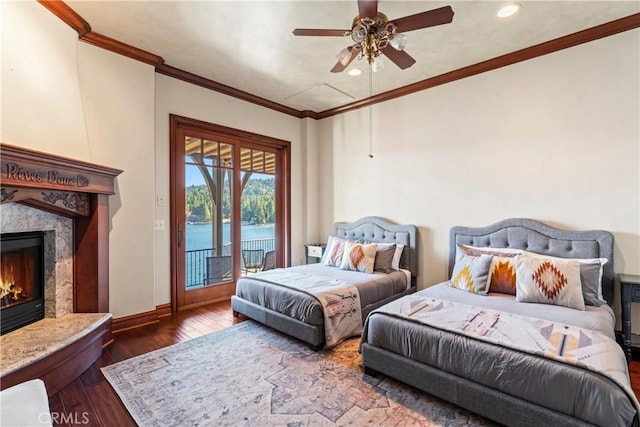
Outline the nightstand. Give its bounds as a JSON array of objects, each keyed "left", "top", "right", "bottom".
[
  {"left": 620, "top": 274, "right": 640, "bottom": 361},
  {"left": 304, "top": 243, "right": 326, "bottom": 264}
]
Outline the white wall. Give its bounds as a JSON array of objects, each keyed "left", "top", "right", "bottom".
[
  {"left": 1, "top": 1, "right": 90, "bottom": 159},
  {"left": 318, "top": 29, "right": 640, "bottom": 330},
  {"left": 153, "top": 75, "right": 307, "bottom": 305},
  {"left": 1, "top": 1, "right": 157, "bottom": 318},
  {"left": 76, "top": 44, "right": 157, "bottom": 317}
]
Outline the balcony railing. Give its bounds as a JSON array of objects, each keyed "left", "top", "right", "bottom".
[{"left": 185, "top": 238, "right": 275, "bottom": 288}]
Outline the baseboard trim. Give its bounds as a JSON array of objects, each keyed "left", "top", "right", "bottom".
[
  {"left": 156, "top": 303, "right": 172, "bottom": 318},
  {"left": 112, "top": 304, "right": 172, "bottom": 334}
]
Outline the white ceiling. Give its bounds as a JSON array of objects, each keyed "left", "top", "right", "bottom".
[{"left": 66, "top": 1, "right": 639, "bottom": 113}]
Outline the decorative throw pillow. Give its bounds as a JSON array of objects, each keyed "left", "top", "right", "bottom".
[
  {"left": 373, "top": 243, "right": 396, "bottom": 273},
  {"left": 523, "top": 251, "right": 607, "bottom": 307},
  {"left": 340, "top": 242, "right": 377, "bottom": 274},
  {"left": 515, "top": 254, "right": 585, "bottom": 310},
  {"left": 323, "top": 236, "right": 348, "bottom": 267},
  {"left": 391, "top": 244, "right": 405, "bottom": 271},
  {"left": 489, "top": 256, "right": 517, "bottom": 295},
  {"left": 449, "top": 254, "right": 492, "bottom": 295},
  {"left": 455, "top": 245, "right": 521, "bottom": 295},
  {"left": 321, "top": 235, "right": 336, "bottom": 263}
]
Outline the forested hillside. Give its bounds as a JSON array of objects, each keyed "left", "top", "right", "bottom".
[{"left": 186, "top": 177, "right": 274, "bottom": 224}]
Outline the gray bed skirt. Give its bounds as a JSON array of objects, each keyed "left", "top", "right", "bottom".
[
  {"left": 231, "top": 286, "right": 416, "bottom": 349},
  {"left": 360, "top": 343, "right": 594, "bottom": 427}
]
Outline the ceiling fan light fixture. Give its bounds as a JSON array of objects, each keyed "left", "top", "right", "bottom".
[
  {"left": 497, "top": 3, "right": 521, "bottom": 18},
  {"left": 336, "top": 46, "right": 353, "bottom": 66},
  {"left": 348, "top": 68, "right": 362, "bottom": 76},
  {"left": 389, "top": 33, "right": 408, "bottom": 51},
  {"left": 351, "top": 22, "right": 368, "bottom": 43},
  {"left": 371, "top": 56, "right": 384, "bottom": 73}
]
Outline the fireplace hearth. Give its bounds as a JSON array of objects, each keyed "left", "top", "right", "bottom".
[{"left": 1, "top": 231, "right": 45, "bottom": 335}]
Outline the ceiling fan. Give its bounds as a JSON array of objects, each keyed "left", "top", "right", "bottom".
[{"left": 292, "top": 0, "right": 454, "bottom": 73}]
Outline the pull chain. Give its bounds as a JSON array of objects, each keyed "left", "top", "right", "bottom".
[{"left": 368, "top": 65, "right": 374, "bottom": 158}]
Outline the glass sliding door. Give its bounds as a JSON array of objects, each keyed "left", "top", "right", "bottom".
[
  {"left": 178, "top": 136, "right": 235, "bottom": 307},
  {"left": 170, "top": 115, "right": 290, "bottom": 312},
  {"left": 239, "top": 148, "right": 276, "bottom": 274},
  {"left": 185, "top": 139, "right": 233, "bottom": 287}
]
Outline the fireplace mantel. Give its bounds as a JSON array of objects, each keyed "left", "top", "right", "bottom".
[{"left": 0, "top": 143, "right": 123, "bottom": 313}]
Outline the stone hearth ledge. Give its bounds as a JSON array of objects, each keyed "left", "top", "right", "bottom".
[{"left": 0, "top": 313, "right": 111, "bottom": 377}]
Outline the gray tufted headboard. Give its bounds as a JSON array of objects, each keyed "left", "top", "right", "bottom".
[
  {"left": 448, "top": 218, "right": 614, "bottom": 306},
  {"left": 334, "top": 216, "right": 418, "bottom": 285}
]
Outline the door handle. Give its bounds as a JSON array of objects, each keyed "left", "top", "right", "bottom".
[{"left": 177, "top": 224, "right": 183, "bottom": 246}]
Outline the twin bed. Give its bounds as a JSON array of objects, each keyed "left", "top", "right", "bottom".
[{"left": 232, "top": 217, "right": 639, "bottom": 426}]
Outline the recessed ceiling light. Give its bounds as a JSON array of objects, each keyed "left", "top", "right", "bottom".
[
  {"left": 348, "top": 68, "right": 362, "bottom": 76},
  {"left": 497, "top": 3, "right": 521, "bottom": 18}
]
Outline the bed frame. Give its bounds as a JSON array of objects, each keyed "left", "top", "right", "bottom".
[
  {"left": 231, "top": 216, "right": 419, "bottom": 350},
  {"left": 361, "top": 218, "right": 615, "bottom": 427}
]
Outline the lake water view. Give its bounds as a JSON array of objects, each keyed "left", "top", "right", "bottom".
[
  {"left": 186, "top": 223, "right": 275, "bottom": 251},
  {"left": 185, "top": 223, "right": 275, "bottom": 287}
]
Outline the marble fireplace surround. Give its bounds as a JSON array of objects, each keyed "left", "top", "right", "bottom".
[
  {"left": 1, "top": 203, "right": 74, "bottom": 318},
  {"left": 0, "top": 143, "right": 122, "bottom": 395}
]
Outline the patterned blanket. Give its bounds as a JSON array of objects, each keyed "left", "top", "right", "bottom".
[
  {"left": 369, "top": 295, "right": 639, "bottom": 412},
  {"left": 249, "top": 269, "right": 362, "bottom": 347}
]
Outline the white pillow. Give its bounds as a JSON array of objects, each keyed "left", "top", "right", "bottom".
[
  {"left": 323, "top": 236, "right": 348, "bottom": 267},
  {"left": 321, "top": 235, "right": 335, "bottom": 264},
  {"left": 456, "top": 244, "right": 524, "bottom": 259},
  {"left": 515, "top": 254, "right": 585, "bottom": 310},
  {"left": 391, "top": 244, "right": 405, "bottom": 271}
]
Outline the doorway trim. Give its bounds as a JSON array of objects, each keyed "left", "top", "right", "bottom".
[{"left": 169, "top": 114, "right": 291, "bottom": 313}]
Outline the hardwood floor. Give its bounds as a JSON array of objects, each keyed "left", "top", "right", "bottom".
[
  {"left": 48, "top": 300, "right": 246, "bottom": 427},
  {"left": 49, "top": 300, "right": 640, "bottom": 426}
]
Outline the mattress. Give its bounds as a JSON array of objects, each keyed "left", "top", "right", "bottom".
[
  {"left": 235, "top": 263, "right": 410, "bottom": 326},
  {"left": 363, "top": 282, "right": 637, "bottom": 427}
]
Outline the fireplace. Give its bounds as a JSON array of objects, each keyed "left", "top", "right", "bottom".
[
  {"left": 0, "top": 143, "right": 122, "bottom": 396},
  {"left": 1, "top": 231, "right": 45, "bottom": 335}
]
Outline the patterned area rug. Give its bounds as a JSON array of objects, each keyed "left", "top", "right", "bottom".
[{"left": 102, "top": 321, "right": 495, "bottom": 426}]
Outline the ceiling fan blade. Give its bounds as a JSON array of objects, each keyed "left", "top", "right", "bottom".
[
  {"left": 292, "top": 29, "right": 350, "bottom": 37},
  {"left": 392, "top": 5, "right": 454, "bottom": 33},
  {"left": 358, "top": 0, "right": 378, "bottom": 19},
  {"left": 330, "top": 48, "right": 359, "bottom": 73},
  {"left": 382, "top": 48, "right": 416, "bottom": 70}
]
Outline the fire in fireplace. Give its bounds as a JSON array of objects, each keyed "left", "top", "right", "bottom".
[{"left": 1, "top": 231, "right": 45, "bottom": 335}]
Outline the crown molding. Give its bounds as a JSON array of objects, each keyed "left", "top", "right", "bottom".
[
  {"left": 79, "top": 32, "right": 164, "bottom": 66},
  {"left": 316, "top": 13, "right": 640, "bottom": 119},
  {"left": 156, "top": 64, "right": 305, "bottom": 118},
  {"left": 37, "top": 0, "right": 91, "bottom": 36},
  {"left": 39, "top": 0, "right": 163, "bottom": 66},
  {"left": 39, "top": 1, "right": 639, "bottom": 121}
]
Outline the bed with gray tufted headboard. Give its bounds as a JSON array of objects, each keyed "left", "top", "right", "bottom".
[
  {"left": 361, "top": 218, "right": 638, "bottom": 427},
  {"left": 231, "top": 216, "right": 418, "bottom": 350}
]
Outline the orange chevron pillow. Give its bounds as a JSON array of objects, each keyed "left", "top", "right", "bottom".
[{"left": 489, "top": 256, "right": 517, "bottom": 295}]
